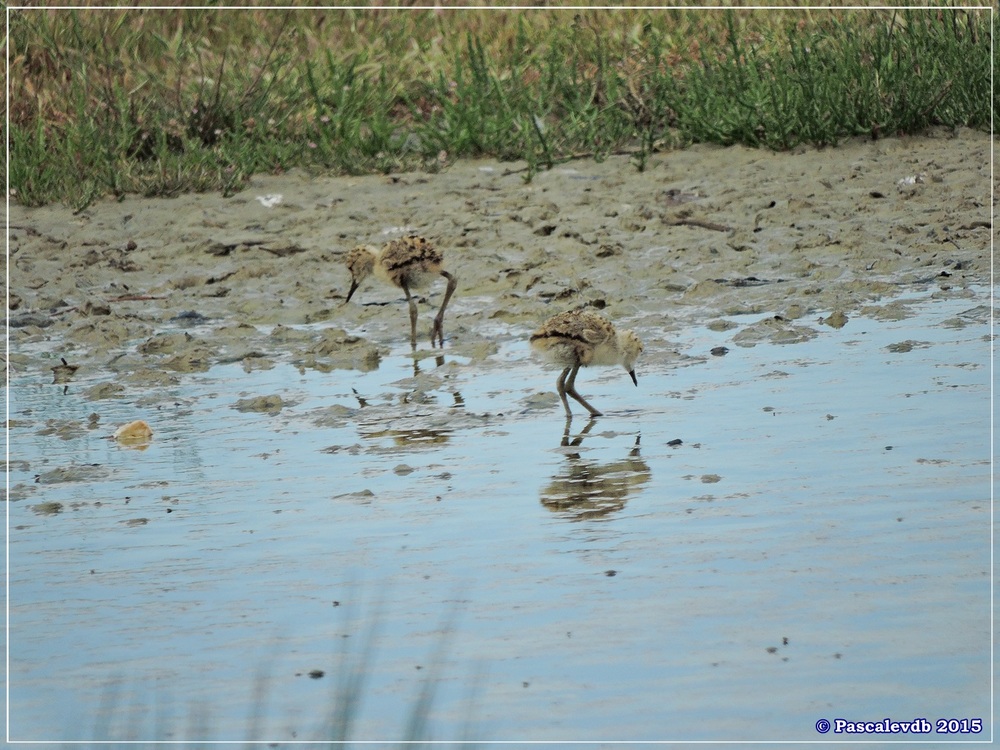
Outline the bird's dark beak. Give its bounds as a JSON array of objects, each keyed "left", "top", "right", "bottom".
[
  {"left": 345, "top": 278, "right": 360, "bottom": 304},
  {"left": 629, "top": 370, "right": 638, "bottom": 386}
]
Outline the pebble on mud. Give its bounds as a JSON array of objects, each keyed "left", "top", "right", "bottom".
[
  {"left": 886, "top": 340, "right": 930, "bottom": 353},
  {"left": 37, "top": 419, "right": 86, "bottom": 440},
  {"left": 234, "top": 395, "right": 285, "bottom": 414},
  {"left": 84, "top": 382, "right": 126, "bottom": 401},
  {"left": 36, "top": 464, "right": 110, "bottom": 484},
  {"left": 113, "top": 419, "right": 154, "bottom": 446},
  {"left": 299, "top": 328, "right": 383, "bottom": 372},
  {"left": 333, "top": 489, "right": 375, "bottom": 504},
  {"left": 820, "top": 310, "right": 849, "bottom": 328},
  {"left": 732, "top": 316, "right": 819, "bottom": 347},
  {"left": 138, "top": 331, "right": 196, "bottom": 355}
]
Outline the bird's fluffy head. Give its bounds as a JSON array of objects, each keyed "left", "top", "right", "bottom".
[{"left": 618, "top": 329, "right": 644, "bottom": 384}]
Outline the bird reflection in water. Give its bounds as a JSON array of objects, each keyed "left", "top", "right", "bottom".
[
  {"left": 411, "top": 352, "right": 446, "bottom": 377},
  {"left": 352, "top": 352, "right": 463, "bottom": 411},
  {"left": 540, "top": 418, "right": 651, "bottom": 520},
  {"left": 358, "top": 425, "right": 453, "bottom": 448}
]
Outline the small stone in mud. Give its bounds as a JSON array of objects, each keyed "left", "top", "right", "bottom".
[
  {"left": 80, "top": 300, "right": 111, "bottom": 316},
  {"left": 667, "top": 439, "right": 683, "bottom": 447},
  {"left": 313, "top": 404, "right": 358, "bottom": 429},
  {"left": 84, "top": 382, "right": 126, "bottom": 401},
  {"left": 172, "top": 310, "right": 209, "bottom": 324},
  {"left": 820, "top": 310, "right": 849, "bottom": 328},
  {"left": 394, "top": 464, "right": 415, "bottom": 475},
  {"left": 706, "top": 319, "right": 738, "bottom": 332},
  {"left": 886, "top": 340, "right": 928, "bottom": 353},
  {"left": 604, "top": 570, "right": 617, "bottom": 577},
  {"left": 113, "top": 420, "right": 153, "bottom": 444},
  {"left": 700, "top": 474, "right": 722, "bottom": 484},
  {"left": 10, "top": 312, "right": 54, "bottom": 328},
  {"left": 241, "top": 356, "right": 276, "bottom": 372},
  {"left": 308, "top": 670, "right": 325, "bottom": 679},
  {"left": 334, "top": 489, "right": 375, "bottom": 503},
  {"left": 122, "top": 518, "right": 149, "bottom": 527},
  {"left": 37, "top": 419, "right": 86, "bottom": 440},
  {"left": 234, "top": 395, "right": 284, "bottom": 414},
  {"left": 31, "top": 501, "right": 63, "bottom": 516},
  {"left": 270, "top": 324, "right": 314, "bottom": 344},
  {"left": 710, "top": 346, "right": 729, "bottom": 356},
  {"left": 7, "top": 483, "right": 34, "bottom": 502},
  {"left": 524, "top": 392, "right": 560, "bottom": 410},
  {"left": 138, "top": 331, "right": 195, "bottom": 354},
  {"left": 732, "top": 316, "right": 818, "bottom": 347},
  {"left": 302, "top": 328, "right": 383, "bottom": 371},
  {"left": 36, "top": 464, "right": 109, "bottom": 484},
  {"left": 162, "top": 347, "right": 214, "bottom": 373}
]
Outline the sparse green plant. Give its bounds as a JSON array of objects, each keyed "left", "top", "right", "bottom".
[{"left": 8, "top": 5, "right": 992, "bottom": 208}]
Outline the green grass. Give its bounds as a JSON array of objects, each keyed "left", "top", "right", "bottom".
[
  {"left": 63, "top": 594, "right": 477, "bottom": 744},
  {"left": 8, "top": 6, "right": 994, "bottom": 209}
]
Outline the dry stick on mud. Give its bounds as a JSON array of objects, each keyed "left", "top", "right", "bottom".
[{"left": 664, "top": 217, "right": 733, "bottom": 232}]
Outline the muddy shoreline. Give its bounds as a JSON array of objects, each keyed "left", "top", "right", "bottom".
[
  {"left": 5, "top": 128, "right": 993, "bottom": 741},
  {"left": 8, "top": 128, "right": 992, "bottom": 395}
]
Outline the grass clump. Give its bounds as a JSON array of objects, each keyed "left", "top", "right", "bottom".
[
  {"left": 8, "top": 6, "right": 994, "bottom": 208},
  {"left": 660, "top": 9, "right": 992, "bottom": 149}
]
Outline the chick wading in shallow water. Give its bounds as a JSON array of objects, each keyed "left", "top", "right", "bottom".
[
  {"left": 344, "top": 235, "right": 457, "bottom": 349},
  {"left": 531, "top": 310, "right": 644, "bottom": 417}
]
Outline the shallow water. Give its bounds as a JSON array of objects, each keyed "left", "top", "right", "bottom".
[{"left": 8, "top": 289, "right": 992, "bottom": 743}]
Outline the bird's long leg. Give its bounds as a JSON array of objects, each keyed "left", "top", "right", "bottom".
[
  {"left": 564, "top": 363, "right": 603, "bottom": 417},
  {"left": 401, "top": 281, "right": 418, "bottom": 350},
  {"left": 431, "top": 270, "right": 458, "bottom": 348},
  {"left": 556, "top": 367, "right": 573, "bottom": 417}
]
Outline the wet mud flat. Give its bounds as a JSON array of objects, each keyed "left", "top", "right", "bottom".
[
  {"left": 6, "top": 129, "right": 993, "bottom": 742},
  {"left": 8, "top": 127, "right": 991, "bottom": 379}
]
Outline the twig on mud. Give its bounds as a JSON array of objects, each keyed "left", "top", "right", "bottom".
[
  {"left": 665, "top": 218, "right": 733, "bottom": 232},
  {"left": 500, "top": 147, "right": 651, "bottom": 176}
]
